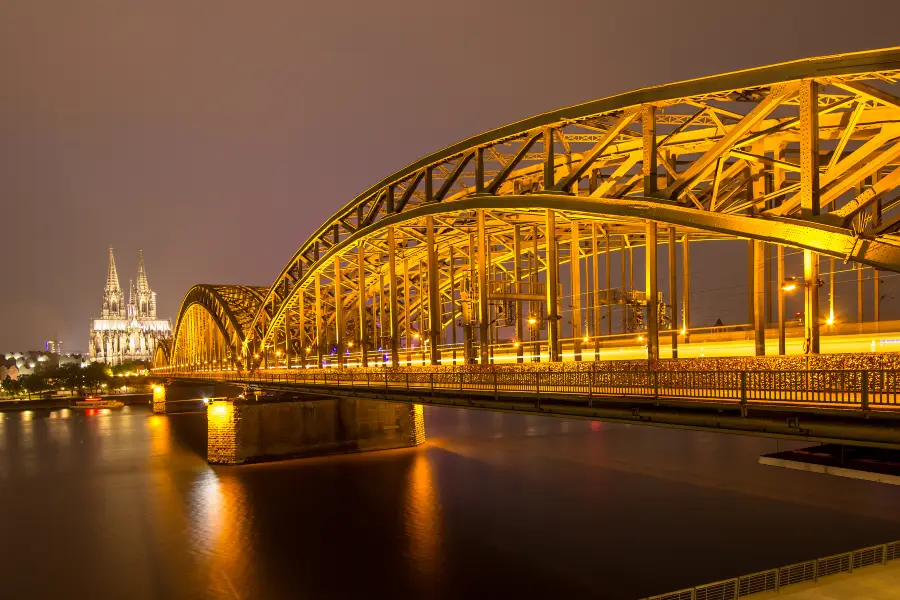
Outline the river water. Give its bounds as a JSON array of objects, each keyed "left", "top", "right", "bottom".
[{"left": 1, "top": 404, "right": 899, "bottom": 599}]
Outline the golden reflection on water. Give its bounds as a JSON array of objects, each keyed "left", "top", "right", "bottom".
[
  {"left": 405, "top": 450, "right": 443, "bottom": 578},
  {"left": 192, "top": 469, "right": 250, "bottom": 599}
]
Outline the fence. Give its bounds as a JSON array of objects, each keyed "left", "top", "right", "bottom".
[
  {"left": 644, "top": 540, "right": 900, "bottom": 600},
  {"left": 167, "top": 367, "right": 900, "bottom": 408}
]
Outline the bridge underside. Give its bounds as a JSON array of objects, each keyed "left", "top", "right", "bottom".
[{"left": 155, "top": 47, "right": 900, "bottom": 376}]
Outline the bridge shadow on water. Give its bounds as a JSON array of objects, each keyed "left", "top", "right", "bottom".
[{"left": 166, "top": 411, "right": 208, "bottom": 459}]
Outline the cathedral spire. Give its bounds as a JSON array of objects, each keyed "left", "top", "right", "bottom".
[
  {"left": 136, "top": 249, "right": 151, "bottom": 293},
  {"left": 102, "top": 247, "right": 125, "bottom": 318},
  {"left": 106, "top": 247, "right": 121, "bottom": 293}
]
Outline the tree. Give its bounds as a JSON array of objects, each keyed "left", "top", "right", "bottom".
[
  {"left": 81, "top": 362, "right": 110, "bottom": 394},
  {"left": 2, "top": 376, "right": 23, "bottom": 398},
  {"left": 20, "top": 373, "right": 47, "bottom": 399}
]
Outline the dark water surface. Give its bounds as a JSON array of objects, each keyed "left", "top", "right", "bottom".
[{"left": 2, "top": 405, "right": 900, "bottom": 600}]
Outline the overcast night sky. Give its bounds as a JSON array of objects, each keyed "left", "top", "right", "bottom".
[{"left": 2, "top": 0, "right": 900, "bottom": 351}]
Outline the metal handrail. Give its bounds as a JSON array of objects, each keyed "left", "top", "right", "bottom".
[
  {"left": 643, "top": 540, "right": 899, "bottom": 600},
  {"left": 159, "top": 367, "right": 900, "bottom": 408}
]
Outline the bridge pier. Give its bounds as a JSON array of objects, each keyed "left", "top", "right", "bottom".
[{"left": 207, "top": 396, "right": 425, "bottom": 465}]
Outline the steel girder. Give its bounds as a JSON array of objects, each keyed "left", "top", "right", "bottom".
[{"left": 165, "top": 47, "right": 900, "bottom": 368}]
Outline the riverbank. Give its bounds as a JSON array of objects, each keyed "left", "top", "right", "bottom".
[{"left": 0, "top": 393, "right": 152, "bottom": 411}]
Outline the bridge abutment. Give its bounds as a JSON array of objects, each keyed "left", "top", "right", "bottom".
[{"left": 207, "top": 396, "right": 425, "bottom": 465}]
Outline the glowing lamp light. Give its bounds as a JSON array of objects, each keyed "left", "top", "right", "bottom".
[
  {"left": 347, "top": 341, "right": 354, "bottom": 348},
  {"left": 275, "top": 350, "right": 282, "bottom": 357},
  {"left": 826, "top": 316, "right": 835, "bottom": 326},
  {"left": 582, "top": 335, "right": 589, "bottom": 343},
  {"left": 413, "top": 333, "right": 420, "bottom": 340},
  {"left": 637, "top": 335, "right": 645, "bottom": 342},
  {"left": 528, "top": 317, "right": 537, "bottom": 325},
  {"left": 513, "top": 341, "right": 520, "bottom": 348},
  {"left": 253, "top": 353, "right": 260, "bottom": 359},
  {"left": 781, "top": 277, "right": 800, "bottom": 293},
  {"left": 680, "top": 327, "right": 687, "bottom": 336}
]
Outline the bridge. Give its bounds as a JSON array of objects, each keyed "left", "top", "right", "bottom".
[{"left": 152, "top": 48, "right": 900, "bottom": 464}]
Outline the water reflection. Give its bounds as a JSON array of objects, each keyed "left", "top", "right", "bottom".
[
  {"left": 404, "top": 450, "right": 443, "bottom": 580},
  {"left": 3, "top": 405, "right": 900, "bottom": 600},
  {"left": 191, "top": 469, "right": 251, "bottom": 599}
]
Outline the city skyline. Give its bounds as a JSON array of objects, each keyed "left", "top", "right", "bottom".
[{"left": 2, "top": 1, "right": 900, "bottom": 349}]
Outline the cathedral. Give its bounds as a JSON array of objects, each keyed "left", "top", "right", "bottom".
[{"left": 89, "top": 248, "right": 172, "bottom": 365}]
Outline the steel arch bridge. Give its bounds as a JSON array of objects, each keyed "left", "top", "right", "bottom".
[{"left": 156, "top": 47, "right": 900, "bottom": 374}]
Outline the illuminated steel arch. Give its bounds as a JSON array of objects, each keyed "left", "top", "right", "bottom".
[
  {"left": 159, "top": 47, "right": 900, "bottom": 372},
  {"left": 167, "top": 285, "right": 268, "bottom": 371}
]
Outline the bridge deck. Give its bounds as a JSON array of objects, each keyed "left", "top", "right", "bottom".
[{"left": 164, "top": 365, "right": 900, "bottom": 448}]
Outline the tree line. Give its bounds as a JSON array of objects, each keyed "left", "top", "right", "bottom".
[{"left": 1, "top": 360, "right": 150, "bottom": 399}]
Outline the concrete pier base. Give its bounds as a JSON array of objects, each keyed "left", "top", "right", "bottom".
[{"left": 207, "top": 396, "right": 425, "bottom": 465}]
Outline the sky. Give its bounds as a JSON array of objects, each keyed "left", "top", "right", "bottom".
[{"left": 2, "top": 0, "right": 900, "bottom": 351}]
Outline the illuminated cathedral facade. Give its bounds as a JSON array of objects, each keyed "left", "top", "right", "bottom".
[{"left": 89, "top": 248, "right": 172, "bottom": 365}]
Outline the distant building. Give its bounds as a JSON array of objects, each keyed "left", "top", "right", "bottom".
[
  {"left": 0, "top": 351, "right": 88, "bottom": 379},
  {"left": 45, "top": 340, "right": 62, "bottom": 353},
  {"left": 89, "top": 248, "right": 172, "bottom": 365}
]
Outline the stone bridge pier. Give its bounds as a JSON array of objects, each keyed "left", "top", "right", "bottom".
[{"left": 206, "top": 396, "right": 425, "bottom": 465}]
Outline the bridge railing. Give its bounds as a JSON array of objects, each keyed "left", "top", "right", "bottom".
[{"left": 176, "top": 368, "right": 900, "bottom": 408}]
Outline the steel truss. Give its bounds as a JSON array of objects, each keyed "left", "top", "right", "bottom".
[{"left": 158, "top": 48, "right": 900, "bottom": 372}]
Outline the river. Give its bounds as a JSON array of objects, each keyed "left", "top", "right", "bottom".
[{"left": 1, "top": 404, "right": 899, "bottom": 599}]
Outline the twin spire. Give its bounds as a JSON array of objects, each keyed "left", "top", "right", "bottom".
[
  {"left": 106, "top": 247, "right": 151, "bottom": 294},
  {"left": 103, "top": 247, "right": 155, "bottom": 319}
]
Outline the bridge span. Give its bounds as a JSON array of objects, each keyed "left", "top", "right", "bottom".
[{"left": 151, "top": 48, "right": 900, "bottom": 463}]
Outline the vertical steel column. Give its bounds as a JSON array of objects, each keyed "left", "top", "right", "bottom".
[
  {"left": 314, "top": 273, "right": 323, "bottom": 367},
  {"left": 592, "top": 223, "right": 601, "bottom": 359},
  {"left": 645, "top": 221, "right": 659, "bottom": 361},
  {"left": 829, "top": 256, "right": 836, "bottom": 326},
  {"left": 284, "top": 314, "right": 291, "bottom": 369},
  {"left": 571, "top": 221, "right": 582, "bottom": 360},
  {"left": 404, "top": 256, "right": 411, "bottom": 366},
  {"left": 426, "top": 216, "right": 441, "bottom": 365},
  {"left": 799, "top": 79, "right": 821, "bottom": 219},
  {"left": 514, "top": 224, "right": 524, "bottom": 363},
  {"left": 449, "top": 245, "right": 457, "bottom": 364},
  {"left": 387, "top": 226, "right": 399, "bottom": 367},
  {"left": 419, "top": 258, "right": 427, "bottom": 365},
  {"left": 621, "top": 236, "right": 627, "bottom": 334},
  {"left": 777, "top": 245, "right": 786, "bottom": 355},
  {"left": 299, "top": 288, "right": 306, "bottom": 367},
  {"left": 857, "top": 263, "right": 865, "bottom": 325},
  {"left": 747, "top": 241, "right": 755, "bottom": 326},
  {"left": 800, "top": 79, "right": 820, "bottom": 355},
  {"left": 532, "top": 225, "right": 540, "bottom": 362},
  {"left": 753, "top": 239, "right": 766, "bottom": 356},
  {"left": 642, "top": 104, "right": 658, "bottom": 195},
  {"left": 804, "top": 250, "right": 820, "bottom": 354},
  {"left": 477, "top": 209, "right": 489, "bottom": 364},
  {"left": 358, "top": 242, "right": 368, "bottom": 367},
  {"left": 334, "top": 255, "right": 343, "bottom": 368},
  {"left": 668, "top": 227, "right": 678, "bottom": 359},
  {"left": 605, "top": 227, "right": 612, "bottom": 336},
  {"left": 546, "top": 209, "right": 560, "bottom": 362},
  {"left": 465, "top": 232, "right": 476, "bottom": 364},
  {"left": 544, "top": 129, "right": 555, "bottom": 188}
]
